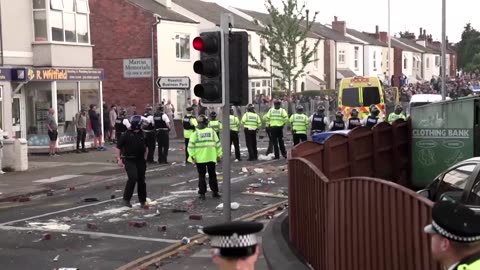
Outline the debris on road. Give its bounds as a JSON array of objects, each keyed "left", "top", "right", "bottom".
[
  {"left": 157, "top": 225, "right": 167, "bottom": 231},
  {"left": 87, "top": 223, "right": 98, "bottom": 230},
  {"left": 69, "top": 187, "right": 75, "bottom": 191},
  {"left": 29, "top": 221, "right": 71, "bottom": 231},
  {"left": 83, "top": 198, "right": 99, "bottom": 202},
  {"left": 53, "top": 255, "right": 60, "bottom": 262},
  {"left": 172, "top": 209, "right": 187, "bottom": 213},
  {"left": 181, "top": 237, "right": 190, "bottom": 244},
  {"left": 43, "top": 233, "right": 51, "bottom": 240},
  {"left": 242, "top": 191, "right": 288, "bottom": 199},
  {"left": 258, "top": 154, "right": 275, "bottom": 161},
  {"left": 129, "top": 221, "right": 147, "bottom": 228},
  {"left": 249, "top": 183, "right": 262, "bottom": 188},
  {"left": 47, "top": 191, "right": 54, "bottom": 197},
  {"left": 189, "top": 214, "right": 202, "bottom": 220},
  {"left": 241, "top": 167, "right": 249, "bottom": 173},
  {"left": 107, "top": 218, "right": 122, "bottom": 223},
  {"left": 110, "top": 194, "right": 116, "bottom": 199},
  {"left": 18, "top": 197, "right": 31, "bottom": 202},
  {"left": 253, "top": 168, "right": 264, "bottom": 174},
  {"left": 215, "top": 202, "right": 240, "bottom": 211}
]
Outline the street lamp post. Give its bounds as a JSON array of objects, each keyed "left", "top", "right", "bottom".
[
  {"left": 152, "top": 15, "right": 161, "bottom": 106},
  {"left": 441, "top": 0, "right": 447, "bottom": 100}
]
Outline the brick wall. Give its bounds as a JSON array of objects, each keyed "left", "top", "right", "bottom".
[
  {"left": 90, "top": 0, "right": 157, "bottom": 111},
  {"left": 393, "top": 48, "right": 403, "bottom": 87}
]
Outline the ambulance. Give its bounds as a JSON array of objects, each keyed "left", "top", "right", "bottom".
[{"left": 338, "top": 76, "right": 387, "bottom": 120}]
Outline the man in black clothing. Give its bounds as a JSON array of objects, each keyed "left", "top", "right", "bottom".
[
  {"left": 154, "top": 105, "right": 171, "bottom": 164},
  {"left": 143, "top": 106, "right": 156, "bottom": 163},
  {"left": 115, "top": 108, "right": 128, "bottom": 142},
  {"left": 116, "top": 116, "right": 148, "bottom": 208}
]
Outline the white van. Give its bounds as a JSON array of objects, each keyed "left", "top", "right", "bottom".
[{"left": 407, "top": 94, "right": 451, "bottom": 116}]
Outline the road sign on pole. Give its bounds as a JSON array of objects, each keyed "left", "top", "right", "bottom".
[{"left": 156, "top": 76, "right": 191, "bottom": 89}]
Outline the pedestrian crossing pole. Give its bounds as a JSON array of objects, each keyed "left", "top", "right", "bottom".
[{"left": 220, "top": 13, "right": 234, "bottom": 222}]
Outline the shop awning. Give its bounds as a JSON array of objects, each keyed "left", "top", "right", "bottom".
[{"left": 337, "top": 68, "right": 357, "bottom": 79}]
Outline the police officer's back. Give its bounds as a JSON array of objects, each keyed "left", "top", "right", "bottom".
[
  {"left": 143, "top": 106, "right": 155, "bottom": 163},
  {"left": 347, "top": 109, "right": 362, "bottom": 130},
  {"left": 115, "top": 108, "right": 129, "bottom": 141},
  {"left": 362, "top": 106, "right": 382, "bottom": 128},
  {"left": 208, "top": 111, "right": 223, "bottom": 138},
  {"left": 153, "top": 105, "right": 171, "bottom": 164},
  {"left": 241, "top": 104, "right": 262, "bottom": 161},
  {"left": 309, "top": 106, "right": 328, "bottom": 135},
  {"left": 183, "top": 107, "right": 198, "bottom": 163},
  {"left": 329, "top": 111, "right": 346, "bottom": 131},
  {"left": 264, "top": 100, "right": 288, "bottom": 159},
  {"left": 289, "top": 105, "right": 309, "bottom": 146},
  {"left": 116, "top": 116, "right": 148, "bottom": 208},
  {"left": 388, "top": 105, "right": 406, "bottom": 124}
]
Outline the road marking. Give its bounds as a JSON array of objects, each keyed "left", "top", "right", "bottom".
[
  {"left": 0, "top": 225, "right": 179, "bottom": 243},
  {"left": 33, "top": 175, "right": 83, "bottom": 184}
]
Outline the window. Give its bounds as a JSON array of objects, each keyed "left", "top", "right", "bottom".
[
  {"left": 175, "top": 34, "right": 190, "bottom": 60},
  {"left": 251, "top": 82, "right": 255, "bottom": 87},
  {"left": 435, "top": 56, "right": 440, "bottom": 67},
  {"left": 248, "top": 35, "right": 252, "bottom": 54},
  {"left": 442, "top": 165, "right": 475, "bottom": 190},
  {"left": 33, "top": 0, "right": 90, "bottom": 44},
  {"left": 427, "top": 57, "right": 430, "bottom": 69},
  {"left": 404, "top": 58, "right": 407, "bottom": 69},
  {"left": 362, "top": 87, "right": 381, "bottom": 106},
  {"left": 354, "top": 46, "right": 359, "bottom": 69},
  {"left": 260, "top": 38, "right": 266, "bottom": 66},
  {"left": 314, "top": 49, "right": 319, "bottom": 68},
  {"left": 293, "top": 47, "right": 297, "bottom": 66},
  {"left": 262, "top": 80, "right": 267, "bottom": 87},
  {"left": 341, "top": 88, "right": 360, "bottom": 107},
  {"left": 373, "top": 51, "right": 377, "bottom": 70},
  {"left": 339, "top": 50, "right": 345, "bottom": 64}
]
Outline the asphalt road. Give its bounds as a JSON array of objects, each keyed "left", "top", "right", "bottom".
[{"left": 0, "top": 141, "right": 290, "bottom": 270}]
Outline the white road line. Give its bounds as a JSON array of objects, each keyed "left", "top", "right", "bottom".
[
  {"left": 33, "top": 175, "right": 83, "bottom": 184},
  {"left": 0, "top": 225, "right": 179, "bottom": 243}
]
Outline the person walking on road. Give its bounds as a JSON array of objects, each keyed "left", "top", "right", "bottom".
[
  {"left": 424, "top": 201, "right": 480, "bottom": 270},
  {"left": 47, "top": 108, "right": 59, "bottom": 157},
  {"left": 241, "top": 104, "right": 262, "bottom": 161},
  {"left": 88, "top": 104, "right": 105, "bottom": 151},
  {"left": 187, "top": 115, "right": 222, "bottom": 201},
  {"left": 183, "top": 107, "right": 198, "bottom": 164},
  {"left": 202, "top": 221, "right": 264, "bottom": 270},
  {"left": 116, "top": 116, "right": 148, "bottom": 208},
  {"left": 75, "top": 106, "right": 89, "bottom": 153},
  {"left": 154, "top": 105, "right": 171, "bottom": 164},
  {"left": 264, "top": 100, "right": 288, "bottom": 160},
  {"left": 289, "top": 105, "right": 309, "bottom": 146},
  {"left": 109, "top": 105, "right": 117, "bottom": 142},
  {"left": 229, "top": 107, "right": 241, "bottom": 162},
  {"left": 143, "top": 106, "right": 156, "bottom": 164}
]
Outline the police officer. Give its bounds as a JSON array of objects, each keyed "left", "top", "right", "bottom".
[
  {"left": 187, "top": 115, "right": 222, "bottom": 200},
  {"left": 347, "top": 109, "right": 362, "bottom": 130},
  {"left": 202, "top": 221, "right": 264, "bottom": 270},
  {"left": 153, "top": 105, "right": 171, "bottom": 164},
  {"left": 388, "top": 105, "right": 406, "bottom": 124},
  {"left": 362, "top": 106, "right": 382, "bottom": 128},
  {"left": 290, "top": 105, "right": 309, "bottom": 146},
  {"left": 143, "top": 106, "right": 155, "bottom": 163},
  {"left": 208, "top": 111, "right": 223, "bottom": 138},
  {"left": 309, "top": 106, "right": 328, "bottom": 136},
  {"left": 114, "top": 108, "right": 130, "bottom": 141},
  {"left": 116, "top": 116, "right": 148, "bottom": 208},
  {"left": 424, "top": 201, "right": 480, "bottom": 270},
  {"left": 229, "top": 107, "right": 241, "bottom": 162},
  {"left": 329, "top": 111, "right": 346, "bottom": 131},
  {"left": 264, "top": 100, "right": 288, "bottom": 160},
  {"left": 183, "top": 107, "right": 198, "bottom": 163},
  {"left": 241, "top": 104, "right": 262, "bottom": 161}
]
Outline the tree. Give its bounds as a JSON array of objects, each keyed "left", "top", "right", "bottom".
[
  {"left": 249, "top": 0, "right": 320, "bottom": 97},
  {"left": 457, "top": 23, "right": 480, "bottom": 70}
]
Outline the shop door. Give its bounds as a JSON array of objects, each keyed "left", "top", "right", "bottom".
[{"left": 12, "top": 93, "right": 26, "bottom": 139}]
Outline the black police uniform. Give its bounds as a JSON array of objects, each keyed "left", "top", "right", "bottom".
[
  {"left": 117, "top": 130, "right": 147, "bottom": 205},
  {"left": 154, "top": 112, "right": 169, "bottom": 164},
  {"left": 347, "top": 117, "right": 362, "bottom": 130},
  {"left": 365, "top": 116, "right": 379, "bottom": 128},
  {"left": 311, "top": 113, "right": 326, "bottom": 135},
  {"left": 183, "top": 114, "right": 196, "bottom": 162},
  {"left": 265, "top": 126, "right": 273, "bottom": 156},
  {"left": 202, "top": 221, "right": 264, "bottom": 259},
  {"left": 330, "top": 120, "right": 345, "bottom": 131},
  {"left": 143, "top": 112, "right": 155, "bottom": 162},
  {"left": 115, "top": 116, "right": 127, "bottom": 142},
  {"left": 425, "top": 201, "right": 480, "bottom": 270}
]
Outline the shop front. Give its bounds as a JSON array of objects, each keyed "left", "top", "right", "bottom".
[{"left": 20, "top": 68, "right": 104, "bottom": 152}]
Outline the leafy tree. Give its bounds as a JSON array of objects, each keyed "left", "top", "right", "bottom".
[
  {"left": 457, "top": 23, "right": 480, "bottom": 70},
  {"left": 249, "top": 0, "right": 320, "bottom": 97}
]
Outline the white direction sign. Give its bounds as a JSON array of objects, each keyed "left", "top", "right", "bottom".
[{"left": 156, "top": 76, "right": 191, "bottom": 89}]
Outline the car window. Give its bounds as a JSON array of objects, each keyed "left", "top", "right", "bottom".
[
  {"left": 465, "top": 166, "right": 480, "bottom": 206},
  {"left": 362, "top": 87, "right": 381, "bottom": 106},
  {"left": 341, "top": 88, "right": 360, "bottom": 107},
  {"left": 435, "top": 164, "right": 476, "bottom": 201}
]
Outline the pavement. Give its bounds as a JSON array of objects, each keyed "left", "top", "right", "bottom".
[{"left": 0, "top": 135, "right": 291, "bottom": 270}]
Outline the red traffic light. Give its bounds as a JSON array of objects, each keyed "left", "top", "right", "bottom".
[{"left": 193, "top": 37, "right": 204, "bottom": 51}]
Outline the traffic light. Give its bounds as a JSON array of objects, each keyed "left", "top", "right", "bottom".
[
  {"left": 229, "top": 32, "right": 249, "bottom": 106},
  {"left": 193, "top": 31, "right": 223, "bottom": 104}
]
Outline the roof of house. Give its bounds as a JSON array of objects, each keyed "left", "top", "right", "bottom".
[
  {"left": 238, "top": 9, "right": 320, "bottom": 39},
  {"left": 391, "top": 38, "right": 422, "bottom": 52},
  {"left": 396, "top": 37, "right": 440, "bottom": 54},
  {"left": 126, "top": 0, "right": 197, "bottom": 24},
  {"left": 346, "top": 28, "right": 387, "bottom": 47},
  {"left": 309, "top": 23, "right": 361, "bottom": 43},
  {"left": 173, "top": 0, "right": 261, "bottom": 31}
]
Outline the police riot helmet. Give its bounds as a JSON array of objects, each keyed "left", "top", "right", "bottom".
[
  {"left": 296, "top": 105, "right": 304, "bottom": 113},
  {"left": 369, "top": 104, "right": 377, "bottom": 112},
  {"left": 317, "top": 106, "right": 325, "bottom": 114},
  {"left": 371, "top": 106, "right": 380, "bottom": 116},
  {"left": 230, "top": 107, "right": 234, "bottom": 115},
  {"left": 119, "top": 107, "right": 127, "bottom": 117},
  {"left": 186, "top": 107, "right": 194, "bottom": 113},
  {"left": 351, "top": 108, "right": 359, "bottom": 118},
  {"left": 210, "top": 111, "right": 217, "bottom": 119},
  {"left": 394, "top": 105, "right": 403, "bottom": 114},
  {"left": 247, "top": 104, "right": 255, "bottom": 112},
  {"left": 335, "top": 111, "right": 343, "bottom": 119},
  {"left": 130, "top": 115, "right": 143, "bottom": 130},
  {"left": 274, "top": 100, "right": 281, "bottom": 107}
]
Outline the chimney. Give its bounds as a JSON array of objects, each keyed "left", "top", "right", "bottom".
[
  {"left": 332, "top": 16, "right": 346, "bottom": 35},
  {"left": 433, "top": 41, "right": 442, "bottom": 48},
  {"left": 376, "top": 25, "right": 379, "bottom": 34},
  {"left": 428, "top": 34, "right": 433, "bottom": 44},
  {"left": 423, "top": 29, "right": 426, "bottom": 38},
  {"left": 379, "top": 31, "right": 388, "bottom": 43},
  {"left": 166, "top": 0, "right": 172, "bottom": 9},
  {"left": 419, "top": 27, "right": 423, "bottom": 37}
]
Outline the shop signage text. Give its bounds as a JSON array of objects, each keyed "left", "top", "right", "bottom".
[
  {"left": 123, "top": 58, "right": 152, "bottom": 78},
  {"left": 0, "top": 68, "right": 12, "bottom": 81},
  {"left": 412, "top": 128, "right": 470, "bottom": 139},
  {"left": 156, "top": 76, "right": 191, "bottom": 89},
  {"left": 28, "top": 68, "right": 104, "bottom": 81}
]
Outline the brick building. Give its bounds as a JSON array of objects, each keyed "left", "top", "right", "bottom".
[{"left": 89, "top": 0, "right": 197, "bottom": 112}]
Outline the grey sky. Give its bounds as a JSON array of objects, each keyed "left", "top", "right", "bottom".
[{"left": 216, "top": 0, "right": 480, "bottom": 43}]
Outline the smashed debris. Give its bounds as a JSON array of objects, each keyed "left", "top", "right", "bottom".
[
  {"left": 110, "top": 195, "right": 116, "bottom": 200},
  {"left": 157, "top": 225, "right": 167, "bottom": 232},
  {"left": 241, "top": 167, "right": 249, "bottom": 173},
  {"left": 87, "top": 223, "right": 98, "bottom": 230},
  {"left": 249, "top": 183, "right": 262, "bottom": 188},
  {"left": 93, "top": 207, "right": 130, "bottom": 217},
  {"left": 258, "top": 154, "right": 275, "bottom": 161},
  {"left": 18, "top": 197, "right": 31, "bottom": 202},
  {"left": 29, "top": 221, "right": 71, "bottom": 231},
  {"left": 215, "top": 202, "right": 240, "bottom": 211},
  {"left": 181, "top": 237, "right": 190, "bottom": 244},
  {"left": 107, "top": 218, "right": 122, "bottom": 223},
  {"left": 83, "top": 198, "right": 99, "bottom": 202},
  {"left": 189, "top": 214, "right": 202, "bottom": 220},
  {"left": 53, "top": 255, "right": 60, "bottom": 262},
  {"left": 43, "top": 233, "right": 52, "bottom": 240},
  {"left": 253, "top": 168, "right": 264, "bottom": 174},
  {"left": 129, "top": 221, "right": 147, "bottom": 228}
]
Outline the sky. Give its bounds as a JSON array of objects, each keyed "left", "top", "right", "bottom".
[{"left": 215, "top": 0, "right": 480, "bottom": 43}]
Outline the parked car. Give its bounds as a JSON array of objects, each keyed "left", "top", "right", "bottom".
[{"left": 418, "top": 157, "right": 480, "bottom": 206}]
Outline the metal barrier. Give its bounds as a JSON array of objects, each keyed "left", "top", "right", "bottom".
[{"left": 288, "top": 157, "right": 441, "bottom": 270}]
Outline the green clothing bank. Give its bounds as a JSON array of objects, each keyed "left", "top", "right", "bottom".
[{"left": 411, "top": 96, "right": 480, "bottom": 188}]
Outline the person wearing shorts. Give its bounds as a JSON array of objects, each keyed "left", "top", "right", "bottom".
[
  {"left": 47, "top": 108, "right": 59, "bottom": 157},
  {"left": 89, "top": 104, "right": 105, "bottom": 151}
]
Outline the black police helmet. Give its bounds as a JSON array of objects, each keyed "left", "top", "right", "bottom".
[
  {"left": 296, "top": 105, "right": 304, "bottom": 113},
  {"left": 247, "top": 104, "right": 255, "bottom": 112},
  {"left": 274, "top": 100, "right": 281, "bottom": 106},
  {"left": 371, "top": 107, "right": 380, "bottom": 116},
  {"left": 335, "top": 111, "right": 343, "bottom": 118},
  {"left": 197, "top": 115, "right": 208, "bottom": 125},
  {"left": 210, "top": 111, "right": 217, "bottom": 118},
  {"left": 130, "top": 115, "right": 142, "bottom": 130},
  {"left": 230, "top": 107, "right": 234, "bottom": 115},
  {"left": 317, "top": 106, "right": 325, "bottom": 113},
  {"left": 351, "top": 108, "right": 359, "bottom": 117}
]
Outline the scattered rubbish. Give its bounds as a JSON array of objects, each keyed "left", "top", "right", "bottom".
[
  {"left": 61, "top": 234, "right": 67, "bottom": 237},
  {"left": 194, "top": 240, "right": 203, "bottom": 245},
  {"left": 29, "top": 221, "right": 71, "bottom": 231},
  {"left": 216, "top": 202, "right": 240, "bottom": 211},
  {"left": 55, "top": 268, "right": 79, "bottom": 270},
  {"left": 154, "top": 262, "right": 160, "bottom": 268},
  {"left": 263, "top": 202, "right": 268, "bottom": 206},
  {"left": 43, "top": 233, "right": 51, "bottom": 240},
  {"left": 172, "top": 162, "right": 177, "bottom": 165},
  {"left": 129, "top": 221, "right": 147, "bottom": 228},
  {"left": 189, "top": 214, "right": 202, "bottom": 220},
  {"left": 255, "top": 198, "right": 261, "bottom": 201},
  {"left": 69, "top": 187, "right": 75, "bottom": 191},
  {"left": 170, "top": 190, "right": 198, "bottom": 195},
  {"left": 241, "top": 167, "right": 248, "bottom": 173},
  {"left": 143, "top": 214, "right": 157, "bottom": 218},
  {"left": 242, "top": 191, "right": 288, "bottom": 199},
  {"left": 249, "top": 183, "right": 262, "bottom": 188},
  {"left": 93, "top": 207, "right": 130, "bottom": 217},
  {"left": 18, "top": 197, "right": 31, "bottom": 202},
  {"left": 155, "top": 209, "right": 161, "bottom": 216},
  {"left": 83, "top": 198, "right": 99, "bottom": 202},
  {"left": 87, "top": 223, "right": 98, "bottom": 230},
  {"left": 145, "top": 251, "right": 151, "bottom": 254},
  {"left": 277, "top": 206, "right": 285, "bottom": 211},
  {"left": 110, "top": 195, "right": 116, "bottom": 200},
  {"left": 115, "top": 190, "right": 122, "bottom": 193},
  {"left": 107, "top": 218, "right": 122, "bottom": 223},
  {"left": 172, "top": 209, "right": 187, "bottom": 213},
  {"left": 53, "top": 255, "right": 60, "bottom": 262},
  {"left": 188, "top": 225, "right": 194, "bottom": 229},
  {"left": 47, "top": 191, "right": 54, "bottom": 197},
  {"left": 258, "top": 154, "right": 274, "bottom": 161},
  {"left": 253, "top": 168, "right": 264, "bottom": 174},
  {"left": 162, "top": 203, "right": 173, "bottom": 207},
  {"left": 239, "top": 171, "right": 244, "bottom": 175},
  {"left": 87, "top": 245, "right": 92, "bottom": 248},
  {"left": 181, "top": 237, "right": 190, "bottom": 244},
  {"left": 105, "top": 185, "right": 112, "bottom": 190},
  {"left": 27, "top": 231, "right": 32, "bottom": 234},
  {"left": 157, "top": 225, "right": 167, "bottom": 232},
  {"left": 122, "top": 214, "right": 129, "bottom": 217}
]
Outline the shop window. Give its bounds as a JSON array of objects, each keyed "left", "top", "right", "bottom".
[
  {"left": 26, "top": 82, "right": 53, "bottom": 146},
  {"left": 80, "top": 81, "right": 100, "bottom": 140},
  {"left": 175, "top": 34, "right": 190, "bottom": 60},
  {"left": 57, "top": 82, "right": 77, "bottom": 144}
]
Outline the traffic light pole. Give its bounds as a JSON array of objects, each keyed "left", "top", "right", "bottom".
[{"left": 220, "top": 13, "right": 233, "bottom": 222}]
